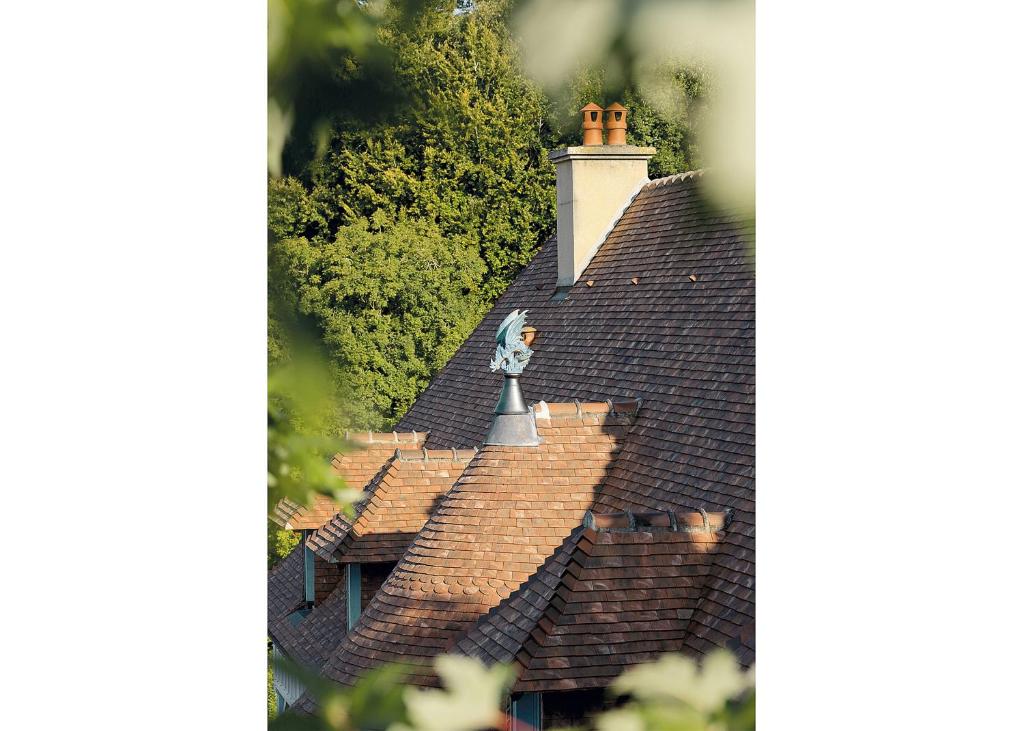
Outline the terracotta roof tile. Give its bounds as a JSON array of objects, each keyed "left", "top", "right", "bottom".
[
  {"left": 393, "top": 173, "right": 754, "bottom": 664},
  {"left": 280, "top": 172, "right": 754, "bottom": 707},
  {"left": 307, "top": 449, "right": 476, "bottom": 564},
  {"left": 269, "top": 576, "right": 349, "bottom": 670},
  {"left": 318, "top": 408, "right": 635, "bottom": 687},
  {"left": 271, "top": 431, "right": 427, "bottom": 530},
  {"left": 268, "top": 543, "right": 304, "bottom": 629},
  {"left": 455, "top": 510, "right": 729, "bottom": 692}
]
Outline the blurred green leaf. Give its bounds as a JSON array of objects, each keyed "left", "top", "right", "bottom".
[
  {"left": 394, "top": 655, "right": 514, "bottom": 731},
  {"left": 611, "top": 651, "right": 753, "bottom": 715}
]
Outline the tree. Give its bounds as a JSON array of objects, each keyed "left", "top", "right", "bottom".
[
  {"left": 273, "top": 215, "right": 487, "bottom": 429},
  {"left": 275, "top": 0, "right": 556, "bottom": 300},
  {"left": 269, "top": 0, "right": 711, "bottom": 433}
]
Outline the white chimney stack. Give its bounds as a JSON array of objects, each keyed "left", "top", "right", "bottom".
[{"left": 548, "top": 104, "right": 655, "bottom": 290}]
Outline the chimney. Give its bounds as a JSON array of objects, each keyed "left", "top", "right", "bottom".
[
  {"left": 549, "top": 103, "right": 655, "bottom": 291},
  {"left": 580, "top": 103, "right": 604, "bottom": 145}
]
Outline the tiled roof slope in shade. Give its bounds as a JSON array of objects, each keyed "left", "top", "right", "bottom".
[
  {"left": 393, "top": 172, "right": 755, "bottom": 661},
  {"left": 319, "top": 403, "right": 639, "bottom": 687},
  {"left": 269, "top": 579, "right": 349, "bottom": 670},
  {"left": 268, "top": 543, "right": 304, "bottom": 630},
  {"left": 308, "top": 448, "right": 477, "bottom": 564},
  {"left": 455, "top": 510, "right": 731, "bottom": 692},
  {"left": 268, "top": 542, "right": 348, "bottom": 672},
  {"left": 272, "top": 431, "right": 427, "bottom": 530}
]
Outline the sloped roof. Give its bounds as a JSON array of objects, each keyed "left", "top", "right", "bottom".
[
  {"left": 267, "top": 542, "right": 348, "bottom": 672},
  {"left": 391, "top": 171, "right": 755, "bottom": 666},
  {"left": 268, "top": 542, "right": 304, "bottom": 628},
  {"left": 269, "top": 577, "right": 349, "bottom": 670},
  {"left": 272, "top": 431, "right": 427, "bottom": 530},
  {"left": 307, "top": 448, "right": 478, "bottom": 564},
  {"left": 319, "top": 402, "right": 640, "bottom": 686},
  {"left": 455, "top": 509, "right": 731, "bottom": 692},
  {"left": 271, "top": 442, "right": 467, "bottom": 676},
  {"left": 277, "top": 170, "right": 755, "bottom": 706}
]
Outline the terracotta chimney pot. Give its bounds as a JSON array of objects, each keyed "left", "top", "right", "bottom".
[
  {"left": 580, "top": 103, "right": 604, "bottom": 145},
  {"left": 605, "top": 102, "right": 627, "bottom": 145}
]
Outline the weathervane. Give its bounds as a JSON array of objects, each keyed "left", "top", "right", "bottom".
[
  {"left": 484, "top": 309, "right": 541, "bottom": 446},
  {"left": 490, "top": 309, "right": 534, "bottom": 374}
]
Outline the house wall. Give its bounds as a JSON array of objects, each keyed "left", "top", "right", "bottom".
[
  {"left": 360, "top": 561, "right": 396, "bottom": 609},
  {"left": 314, "top": 555, "right": 343, "bottom": 605},
  {"left": 271, "top": 642, "right": 306, "bottom": 708}
]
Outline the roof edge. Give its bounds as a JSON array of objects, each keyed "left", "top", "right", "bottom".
[
  {"left": 533, "top": 398, "right": 642, "bottom": 422},
  {"left": 342, "top": 429, "right": 429, "bottom": 447}
]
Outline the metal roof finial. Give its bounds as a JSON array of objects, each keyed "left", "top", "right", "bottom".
[
  {"left": 489, "top": 309, "right": 534, "bottom": 375},
  {"left": 485, "top": 310, "right": 541, "bottom": 447}
]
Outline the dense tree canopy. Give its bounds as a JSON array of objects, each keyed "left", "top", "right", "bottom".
[
  {"left": 269, "top": 0, "right": 707, "bottom": 432},
  {"left": 273, "top": 215, "right": 486, "bottom": 428}
]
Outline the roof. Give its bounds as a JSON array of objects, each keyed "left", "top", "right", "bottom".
[
  {"left": 306, "top": 448, "right": 477, "bottom": 564},
  {"left": 391, "top": 171, "right": 755, "bottom": 667},
  {"left": 267, "top": 542, "right": 347, "bottom": 670},
  {"left": 272, "top": 442, "right": 469, "bottom": 677},
  {"left": 319, "top": 402, "right": 640, "bottom": 686},
  {"left": 280, "top": 170, "right": 754, "bottom": 701},
  {"left": 455, "top": 509, "right": 732, "bottom": 692},
  {"left": 268, "top": 542, "right": 304, "bottom": 628},
  {"left": 269, "top": 577, "right": 349, "bottom": 670},
  {"left": 272, "top": 430, "right": 427, "bottom": 530}
]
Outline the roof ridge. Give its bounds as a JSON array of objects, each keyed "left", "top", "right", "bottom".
[
  {"left": 533, "top": 398, "right": 642, "bottom": 421},
  {"left": 344, "top": 429, "right": 428, "bottom": 445},
  {"left": 272, "top": 493, "right": 339, "bottom": 530},
  {"left": 395, "top": 447, "right": 479, "bottom": 463},
  {"left": 583, "top": 507, "right": 733, "bottom": 533},
  {"left": 644, "top": 169, "right": 705, "bottom": 188},
  {"left": 306, "top": 453, "right": 399, "bottom": 561}
]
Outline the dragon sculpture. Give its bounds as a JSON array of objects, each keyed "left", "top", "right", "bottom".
[{"left": 489, "top": 309, "right": 533, "bottom": 374}]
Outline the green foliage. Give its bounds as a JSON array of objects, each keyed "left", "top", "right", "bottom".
[
  {"left": 551, "top": 66, "right": 710, "bottom": 179},
  {"left": 397, "top": 656, "right": 515, "bottom": 731},
  {"left": 267, "top": 321, "right": 364, "bottom": 515},
  {"left": 586, "top": 650, "right": 755, "bottom": 731},
  {"left": 268, "top": 0, "right": 436, "bottom": 177},
  {"left": 268, "top": 0, "right": 708, "bottom": 434},
  {"left": 512, "top": 0, "right": 754, "bottom": 214},
  {"left": 273, "top": 216, "right": 487, "bottom": 429},
  {"left": 270, "top": 659, "right": 417, "bottom": 731},
  {"left": 269, "top": 521, "right": 301, "bottom": 568},
  {"left": 284, "top": 0, "right": 556, "bottom": 299}
]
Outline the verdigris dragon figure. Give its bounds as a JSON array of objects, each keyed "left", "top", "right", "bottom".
[{"left": 490, "top": 309, "right": 533, "bottom": 374}]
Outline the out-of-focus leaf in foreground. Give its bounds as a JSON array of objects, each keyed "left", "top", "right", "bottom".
[
  {"left": 275, "top": 649, "right": 751, "bottom": 731},
  {"left": 268, "top": 0, "right": 433, "bottom": 177},
  {"left": 271, "top": 654, "right": 414, "bottom": 730},
  {"left": 513, "top": 0, "right": 754, "bottom": 217},
  {"left": 612, "top": 650, "right": 753, "bottom": 713},
  {"left": 267, "top": 349, "right": 364, "bottom": 515},
  {"left": 393, "top": 655, "right": 515, "bottom": 731},
  {"left": 591, "top": 650, "right": 755, "bottom": 731}
]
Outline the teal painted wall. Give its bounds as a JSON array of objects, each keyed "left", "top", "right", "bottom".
[
  {"left": 511, "top": 692, "right": 542, "bottom": 730},
  {"left": 302, "top": 530, "right": 315, "bottom": 603},
  {"left": 346, "top": 563, "right": 362, "bottom": 629}
]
